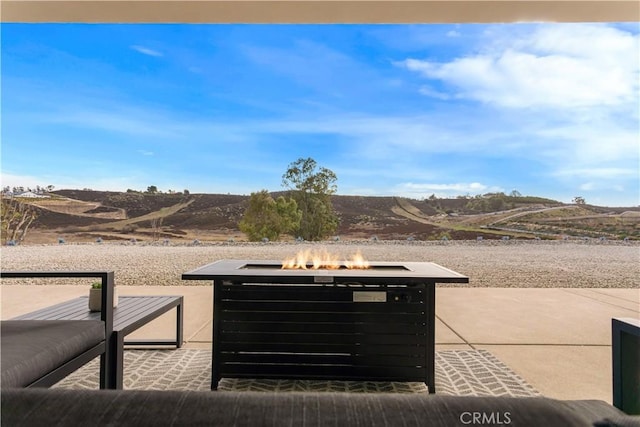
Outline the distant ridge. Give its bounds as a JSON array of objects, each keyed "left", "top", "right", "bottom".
[{"left": 13, "top": 189, "right": 639, "bottom": 243}]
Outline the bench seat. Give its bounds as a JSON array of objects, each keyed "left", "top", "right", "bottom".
[{"left": 1, "top": 320, "right": 105, "bottom": 388}]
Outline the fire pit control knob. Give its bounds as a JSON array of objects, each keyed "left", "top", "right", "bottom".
[{"left": 392, "top": 293, "right": 412, "bottom": 303}]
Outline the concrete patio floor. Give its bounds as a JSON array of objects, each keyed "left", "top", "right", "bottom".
[{"left": 1, "top": 284, "right": 638, "bottom": 403}]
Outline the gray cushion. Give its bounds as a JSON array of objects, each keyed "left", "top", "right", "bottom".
[
  {"left": 567, "top": 400, "right": 640, "bottom": 425},
  {"left": 1, "top": 320, "right": 105, "bottom": 388},
  {"left": 0, "top": 389, "right": 628, "bottom": 426},
  {"left": 593, "top": 415, "right": 640, "bottom": 427}
]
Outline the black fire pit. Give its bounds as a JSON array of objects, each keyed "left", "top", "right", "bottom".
[{"left": 182, "top": 259, "right": 468, "bottom": 392}]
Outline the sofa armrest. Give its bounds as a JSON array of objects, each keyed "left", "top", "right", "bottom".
[
  {"left": 0, "top": 271, "right": 114, "bottom": 334},
  {"left": 0, "top": 271, "right": 116, "bottom": 389},
  {"left": 612, "top": 317, "right": 640, "bottom": 415}
]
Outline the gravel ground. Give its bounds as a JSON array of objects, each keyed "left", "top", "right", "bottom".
[{"left": 1, "top": 241, "right": 638, "bottom": 288}]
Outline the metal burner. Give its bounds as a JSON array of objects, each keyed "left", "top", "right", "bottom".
[{"left": 240, "top": 263, "right": 410, "bottom": 271}]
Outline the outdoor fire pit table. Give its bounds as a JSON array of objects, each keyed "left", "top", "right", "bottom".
[{"left": 182, "top": 259, "right": 468, "bottom": 392}]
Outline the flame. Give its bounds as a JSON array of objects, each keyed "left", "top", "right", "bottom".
[
  {"left": 344, "top": 250, "right": 370, "bottom": 269},
  {"left": 282, "top": 249, "right": 370, "bottom": 270}
]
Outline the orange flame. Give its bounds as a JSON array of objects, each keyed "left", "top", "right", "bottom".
[
  {"left": 282, "top": 249, "right": 370, "bottom": 270},
  {"left": 344, "top": 251, "right": 370, "bottom": 269}
]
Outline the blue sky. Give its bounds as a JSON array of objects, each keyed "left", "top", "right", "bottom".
[{"left": 1, "top": 23, "right": 638, "bottom": 206}]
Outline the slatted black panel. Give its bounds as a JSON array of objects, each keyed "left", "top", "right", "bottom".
[
  {"left": 221, "top": 311, "right": 423, "bottom": 324},
  {"left": 218, "top": 352, "right": 424, "bottom": 367},
  {"left": 222, "top": 364, "right": 425, "bottom": 381},
  {"left": 221, "top": 321, "right": 425, "bottom": 334},
  {"left": 219, "top": 341, "right": 426, "bottom": 355},
  {"left": 216, "top": 283, "right": 428, "bottom": 383}
]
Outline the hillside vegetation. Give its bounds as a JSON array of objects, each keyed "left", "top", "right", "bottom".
[{"left": 13, "top": 190, "right": 640, "bottom": 243}]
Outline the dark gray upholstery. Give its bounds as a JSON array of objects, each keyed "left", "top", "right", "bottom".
[
  {"left": 1, "top": 388, "right": 631, "bottom": 427},
  {"left": 1, "top": 320, "right": 105, "bottom": 388}
]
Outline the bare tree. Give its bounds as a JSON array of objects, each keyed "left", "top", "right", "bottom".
[
  {"left": 151, "top": 217, "right": 164, "bottom": 241},
  {"left": 1, "top": 196, "right": 38, "bottom": 244}
]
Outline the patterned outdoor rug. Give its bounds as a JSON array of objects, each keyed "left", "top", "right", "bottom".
[{"left": 54, "top": 349, "right": 539, "bottom": 397}]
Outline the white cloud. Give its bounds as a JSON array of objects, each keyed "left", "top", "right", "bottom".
[
  {"left": 579, "top": 182, "right": 595, "bottom": 191},
  {"left": 42, "top": 108, "right": 182, "bottom": 138},
  {"left": 138, "top": 150, "right": 154, "bottom": 156},
  {"left": 535, "top": 120, "right": 639, "bottom": 165},
  {"left": 418, "top": 85, "right": 451, "bottom": 100},
  {"left": 399, "top": 23, "right": 639, "bottom": 195},
  {"left": 250, "top": 112, "right": 519, "bottom": 158},
  {"left": 130, "top": 45, "right": 163, "bottom": 57},
  {"left": 401, "top": 24, "right": 639, "bottom": 110},
  {"left": 405, "top": 182, "right": 488, "bottom": 192},
  {"left": 0, "top": 172, "right": 142, "bottom": 192},
  {"left": 1, "top": 173, "right": 50, "bottom": 189},
  {"left": 552, "top": 167, "right": 638, "bottom": 179},
  {"left": 394, "top": 182, "right": 504, "bottom": 197},
  {"left": 578, "top": 181, "right": 629, "bottom": 194}
]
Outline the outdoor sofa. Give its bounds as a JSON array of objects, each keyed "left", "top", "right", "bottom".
[
  {"left": 2, "top": 388, "right": 638, "bottom": 426},
  {"left": 0, "top": 271, "right": 115, "bottom": 389}
]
